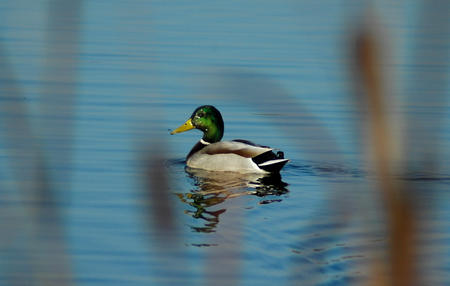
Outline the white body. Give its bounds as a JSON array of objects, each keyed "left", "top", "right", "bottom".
[{"left": 187, "top": 141, "right": 271, "bottom": 173}]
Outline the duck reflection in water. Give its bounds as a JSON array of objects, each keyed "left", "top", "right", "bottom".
[{"left": 176, "top": 167, "right": 288, "bottom": 233}]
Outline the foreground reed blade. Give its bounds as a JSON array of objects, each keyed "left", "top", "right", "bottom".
[
  {"left": 352, "top": 17, "right": 414, "bottom": 286},
  {"left": 352, "top": 2, "right": 449, "bottom": 284},
  {"left": 0, "top": 0, "right": 83, "bottom": 284},
  {"left": 144, "top": 144, "right": 177, "bottom": 240},
  {"left": 0, "top": 43, "right": 73, "bottom": 285}
]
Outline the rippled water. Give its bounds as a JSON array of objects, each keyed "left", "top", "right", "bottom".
[{"left": 0, "top": 1, "right": 449, "bottom": 285}]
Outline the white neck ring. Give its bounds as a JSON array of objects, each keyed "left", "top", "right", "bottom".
[{"left": 200, "top": 139, "right": 210, "bottom": 145}]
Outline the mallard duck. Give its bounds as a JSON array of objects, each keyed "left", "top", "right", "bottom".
[{"left": 170, "top": 105, "right": 289, "bottom": 173}]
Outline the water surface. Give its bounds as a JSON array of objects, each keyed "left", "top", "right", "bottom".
[{"left": 0, "top": 1, "right": 449, "bottom": 285}]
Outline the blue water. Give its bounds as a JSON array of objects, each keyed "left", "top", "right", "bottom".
[{"left": 0, "top": 1, "right": 449, "bottom": 285}]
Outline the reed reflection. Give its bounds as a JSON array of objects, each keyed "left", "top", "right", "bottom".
[{"left": 176, "top": 168, "right": 288, "bottom": 233}]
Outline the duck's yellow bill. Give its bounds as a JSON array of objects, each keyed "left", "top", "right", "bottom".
[{"left": 170, "top": 118, "right": 195, "bottom": 134}]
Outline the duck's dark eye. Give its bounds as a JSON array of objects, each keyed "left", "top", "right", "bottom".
[{"left": 197, "top": 112, "right": 205, "bottom": 118}]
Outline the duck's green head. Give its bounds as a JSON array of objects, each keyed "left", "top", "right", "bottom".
[{"left": 170, "top": 105, "right": 224, "bottom": 143}]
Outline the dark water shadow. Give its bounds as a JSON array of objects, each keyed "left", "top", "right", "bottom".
[{"left": 175, "top": 167, "right": 288, "bottom": 233}]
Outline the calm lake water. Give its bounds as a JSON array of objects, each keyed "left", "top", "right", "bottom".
[{"left": 0, "top": 1, "right": 449, "bottom": 285}]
